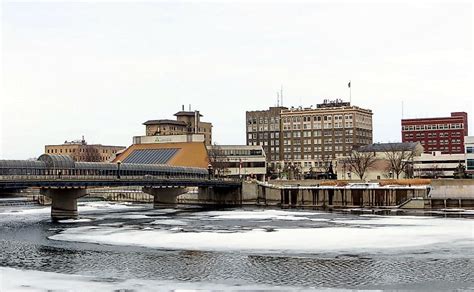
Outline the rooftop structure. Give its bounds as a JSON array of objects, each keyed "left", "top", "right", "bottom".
[{"left": 143, "top": 106, "right": 212, "bottom": 145}]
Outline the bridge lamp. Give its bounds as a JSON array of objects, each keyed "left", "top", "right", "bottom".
[
  {"left": 117, "top": 161, "right": 122, "bottom": 179},
  {"left": 207, "top": 163, "right": 213, "bottom": 180}
]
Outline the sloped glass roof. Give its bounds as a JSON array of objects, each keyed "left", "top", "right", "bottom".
[{"left": 123, "top": 149, "right": 179, "bottom": 164}]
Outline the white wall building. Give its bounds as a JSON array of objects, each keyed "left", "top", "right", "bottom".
[
  {"left": 465, "top": 136, "right": 474, "bottom": 176},
  {"left": 206, "top": 145, "right": 267, "bottom": 180},
  {"left": 413, "top": 151, "right": 465, "bottom": 178}
]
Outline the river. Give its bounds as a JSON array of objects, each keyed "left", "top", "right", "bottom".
[{"left": 0, "top": 201, "right": 473, "bottom": 291}]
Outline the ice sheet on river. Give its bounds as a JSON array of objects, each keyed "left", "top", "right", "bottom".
[
  {"left": 0, "top": 201, "right": 142, "bottom": 216},
  {"left": 0, "top": 267, "right": 329, "bottom": 292},
  {"left": 49, "top": 210, "right": 474, "bottom": 253}
]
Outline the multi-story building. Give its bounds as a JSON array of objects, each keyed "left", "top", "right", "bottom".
[
  {"left": 246, "top": 99, "right": 373, "bottom": 174},
  {"left": 206, "top": 145, "right": 267, "bottom": 180},
  {"left": 143, "top": 106, "right": 213, "bottom": 145},
  {"left": 280, "top": 100, "right": 373, "bottom": 172},
  {"left": 401, "top": 112, "right": 468, "bottom": 154},
  {"left": 413, "top": 151, "right": 466, "bottom": 178},
  {"left": 465, "top": 136, "right": 474, "bottom": 176},
  {"left": 45, "top": 137, "right": 125, "bottom": 162},
  {"left": 246, "top": 106, "right": 286, "bottom": 166}
]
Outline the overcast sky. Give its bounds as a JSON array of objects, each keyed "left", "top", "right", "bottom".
[{"left": 1, "top": 1, "right": 472, "bottom": 159}]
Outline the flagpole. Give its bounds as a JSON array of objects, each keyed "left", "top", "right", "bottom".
[{"left": 348, "top": 80, "right": 352, "bottom": 104}]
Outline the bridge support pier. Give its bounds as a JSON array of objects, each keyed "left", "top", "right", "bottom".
[
  {"left": 143, "top": 187, "right": 187, "bottom": 207},
  {"left": 40, "top": 188, "right": 87, "bottom": 222},
  {"left": 198, "top": 186, "right": 242, "bottom": 206}
]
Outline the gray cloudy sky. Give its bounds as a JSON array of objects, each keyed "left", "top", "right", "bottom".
[{"left": 1, "top": 1, "right": 472, "bottom": 159}]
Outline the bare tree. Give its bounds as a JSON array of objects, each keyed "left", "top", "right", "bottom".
[
  {"left": 344, "top": 151, "right": 377, "bottom": 180},
  {"left": 420, "top": 165, "right": 443, "bottom": 179},
  {"left": 208, "top": 143, "right": 230, "bottom": 177},
  {"left": 383, "top": 144, "right": 416, "bottom": 179}
]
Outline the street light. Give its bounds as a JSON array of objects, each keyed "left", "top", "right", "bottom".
[
  {"left": 389, "top": 170, "right": 393, "bottom": 179},
  {"left": 208, "top": 163, "right": 213, "bottom": 180},
  {"left": 117, "top": 160, "right": 122, "bottom": 179}
]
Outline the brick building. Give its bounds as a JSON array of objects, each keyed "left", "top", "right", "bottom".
[
  {"left": 401, "top": 112, "right": 468, "bottom": 154},
  {"left": 45, "top": 137, "right": 125, "bottom": 162}
]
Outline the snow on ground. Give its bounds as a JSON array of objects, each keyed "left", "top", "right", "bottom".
[
  {"left": 49, "top": 210, "right": 474, "bottom": 253},
  {"left": 0, "top": 267, "right": 327, "bottom": 292}
]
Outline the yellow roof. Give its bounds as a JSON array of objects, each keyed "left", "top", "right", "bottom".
[{"left": 113, "top": 142, "right": 209, "bottom": 168}]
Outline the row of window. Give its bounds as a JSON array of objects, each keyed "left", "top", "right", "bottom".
[
  {"left": 282, "top": 121, "right": 355, "bottom": 130},
  {"left": 283, "top": 114, "right": 354, "bottom": 123},
  {"left": 47, "top": 148, "right": 118, "bottom": 154},
  {"left": 405, "top": 132, "right": 463, "bottom": 139},
  {"left": 402, "top": 123, "right": 464, "bottom": 131},
  {"left": 247, "top": 117, "right": 280, "bottom": 125}
]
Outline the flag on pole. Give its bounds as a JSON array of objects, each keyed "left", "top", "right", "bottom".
[{"left": 348, "top": 81, "right": 351, "bottom": 88}]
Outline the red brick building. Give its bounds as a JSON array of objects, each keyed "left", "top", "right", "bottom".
[{"left": 401, "top": 112, "right": 468, "bottom": 154}]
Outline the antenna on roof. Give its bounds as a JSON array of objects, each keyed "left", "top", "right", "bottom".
[
  {"left": 182, "top": 104, "right": 185, "bottom": 111},
  {"left": 280, "top": 85, "right": 283, "bottom": 106},
  {"left": 277, "top": 92, "right": 280, "bottom": 107},
  {"left": 189, "top": 104, "right": 191, "bottom": 111}
]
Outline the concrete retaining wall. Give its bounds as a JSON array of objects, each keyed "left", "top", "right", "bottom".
[{"left": 429, "top": 179, "right": 474, "bottom": 199}]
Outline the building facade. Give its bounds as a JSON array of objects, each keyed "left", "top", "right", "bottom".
[
  {"left": 143, "top": 106, "right": 213, "bottom": 145},
  {"left": 413, "top": 151, "right": 466, "bottom": 178},
  {"left": 45, "top": 138, "right": 125, "bottom": 162},
  {"left": 206, "top": 145, "right": 267, "bottom": 180},
  {"left": 246, "top": 106, "right": 286, "bottom": 164},
  {"left": 465, "top": 136, "right": 474, "bottom": 176},
  {"left": 280, "top": 100, "right": 373, "bottom": 173},
  {"left": 401, "top": 112, "right": 468, "bottom": 154},
  {"left": 246, "top": 100, "right": 373, "bottom": 175}
]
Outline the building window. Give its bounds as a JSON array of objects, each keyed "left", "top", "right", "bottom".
[{"left": 467, "top": 159, "right": 474, "bottom": 170}]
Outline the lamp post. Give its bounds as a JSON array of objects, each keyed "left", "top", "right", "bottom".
[
  {"left": 208, "top": 163, "right": 213, "bottom": 180},
  {"left": 389, "top": 170, "right": 393, "bottom": 179},
  {"left": 117, "top": 160, "right": 122, "bottom": 179}
]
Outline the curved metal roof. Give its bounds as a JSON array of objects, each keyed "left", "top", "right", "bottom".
[
  {"left": 0, "top": 160, "right": 46, "bottom": 169},
  {"left": 38, "top": 154, "right": 75, "bottom": 169}
]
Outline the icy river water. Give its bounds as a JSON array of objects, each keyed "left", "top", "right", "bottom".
[{"left": 0, "top": 201, "right": 473, "bottom": 291}]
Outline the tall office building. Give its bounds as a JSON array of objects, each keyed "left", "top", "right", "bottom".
[
  {"left": 246, "top": 100, "right": 373, "bottom": 172},
  {"left": 401, "top": 112, "right": 468, "bottom": 154},
  {"left": 246, "top": 106, "right": 287, "bottom": 165}
]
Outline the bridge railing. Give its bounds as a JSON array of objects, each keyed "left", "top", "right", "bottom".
[{"left": 0, "top": 174, "right": 241, "bottom": 183}]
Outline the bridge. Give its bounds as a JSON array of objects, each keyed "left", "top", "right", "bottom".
[{"left": 0, "top": 154, "right": 242, "bottom": 221}]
